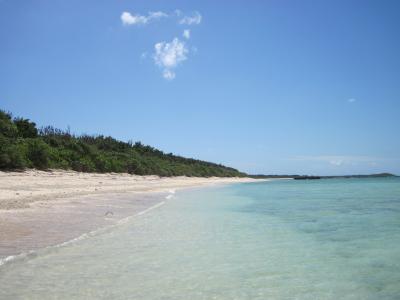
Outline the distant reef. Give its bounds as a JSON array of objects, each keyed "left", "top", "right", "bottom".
[
  {"left": 0, "top": 110, "right": 246, "bottom": 177},
  {"left": 249, "top": 173, "right": 397, "bottom": 180},
  {"left": 323, "top": 173, "right": 397, "bottom": 179},
  {"left": 293, "top": 176, "right": 321, "bottom": 180}
]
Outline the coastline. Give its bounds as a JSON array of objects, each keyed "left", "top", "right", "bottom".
[{"left": 0, "top": 170, "right": 263, "bottom": 262}]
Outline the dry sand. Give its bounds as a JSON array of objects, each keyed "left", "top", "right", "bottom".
[
  {"left": 0, "top": 170, "right": 262, "bottom": 259},
  {"left": 0, "top": 170, "right": 258, "bottom": 210}
]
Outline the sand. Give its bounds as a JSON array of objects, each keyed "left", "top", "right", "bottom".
[
  {"left": 0, "top": 170, "right": 258, "bottom": 210},
  {"left": 0, "top": 170, "right": 262, "bottom": 259}
]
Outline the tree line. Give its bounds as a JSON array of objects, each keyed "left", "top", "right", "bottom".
[{"left": 0, "top": 110, "right": 246, "bottom": 177}]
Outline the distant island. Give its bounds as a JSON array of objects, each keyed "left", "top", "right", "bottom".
[
  {"left": 250, "top": 173, "right": 397, "bottom": 180},
  {"left": 0, "top": 110, "right": 245, "bottom": 177}
]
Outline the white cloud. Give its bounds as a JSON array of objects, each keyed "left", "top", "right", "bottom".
[
  {"left": 329, "top": 159, "right": 344, "bottom": 166},
  {"left": 179, "top": 11, "right": 202, "bottom": 25},
  {"left": 163, "top": 70, "right": 176, "bottom": 80},
  {"left": 348, "top": 98, "right": 356, "bottom": 103},
  {"left": 121, "top": 12, "right": 147, "bottom": 25},
  {"left": 121, "top": 10, "right": 201, "bottom": 79},
  {"left": 154, "top": 38, "right": 188, "bottom": 68},
  {"left": 183, "top": 29, "right": 190, "bottom": 39},
  {"left": 292, "top": 155, "right": 381, "bottom": 167},
  {"left": 121, "top": 11, "right": 168, "bottom": 26},
  {"left": 121, "top": 10, "right": 202, "bottom": 26},
  {"left": 148, "top": 11, "right": 168, "bottom": 19},
  {"left": 154, "top": 38, "right": 188, "bottom": 80}
]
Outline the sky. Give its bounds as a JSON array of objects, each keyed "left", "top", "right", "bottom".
[{"left": 1, "top": 0, "right": 400, "bottom": 175}]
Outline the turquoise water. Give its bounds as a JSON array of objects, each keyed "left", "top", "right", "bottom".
[{"left": 1, "top": 178, "right": 400, "bottom": 299}]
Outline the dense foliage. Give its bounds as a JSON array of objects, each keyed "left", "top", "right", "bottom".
[{"left": 0, "top": 110, "right": 246, "bottom": 177}]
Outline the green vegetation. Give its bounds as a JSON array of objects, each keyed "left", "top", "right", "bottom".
[{"left": 0, "top": 110, "right": 246, "bottom": 177}]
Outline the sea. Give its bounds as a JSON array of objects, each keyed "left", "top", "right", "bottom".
[{"left": 0, "top": 177, "right": 399, "bottom": 299}]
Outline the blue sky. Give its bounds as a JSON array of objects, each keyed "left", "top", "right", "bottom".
[{"left": 1, "top": 0, "right": 399, "bottom": 175}]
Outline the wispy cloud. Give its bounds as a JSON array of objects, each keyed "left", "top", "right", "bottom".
[
  {"left": 348, "top": 98, "right": 356, "bottom": 103},
  {"left": 154, "top": 38, "right": 188, "bottom": 80},
  {"left": 291, "top": 155, "right": 380, "bottom": 167},
  {"left": 140, "top": 52, "right": 148, "bottom": 59},
  {"left": 183, "top": 29, "right": 190, "bottom": 39},
  {"left": 179, "top": 11, "right": 202, "bottom": 25},
  {"left": 121, "top": 11, "right": 168, "bottom": 26},
  {"left": 162, "top": 70, "right": 176, "bottom": 80},
  {"left": 329, "top": 159, "right": 344, "bottom": 166},
  {"left": 149, "top": 11, "right": 168, "bottom": 19},
  {"left": 121, "top": 10, "right": 202, "bottom": 26}
]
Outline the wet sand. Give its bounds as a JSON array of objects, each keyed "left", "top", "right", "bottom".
[
  {"left": 0, "top": 192, "right": 163, "bottom": 258},
  {"left": 0, "top": 170, "right": 261, "bottom": 260}
]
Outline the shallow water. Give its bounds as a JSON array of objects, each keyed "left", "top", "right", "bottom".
[{"left": 1, "top": 178, "right": 399, "bottom": 299}]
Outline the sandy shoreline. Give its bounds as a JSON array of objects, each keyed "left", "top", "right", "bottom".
[
  {"left": 0, "top": 170, "right": 262, "bottom": 260},
  {"left": 0, "top": 170, "right": 259, "bottom": 210}
]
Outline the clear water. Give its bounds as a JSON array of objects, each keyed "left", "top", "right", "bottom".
[{"left": 1, "top": 178, "right": 400, "bottom": 299}]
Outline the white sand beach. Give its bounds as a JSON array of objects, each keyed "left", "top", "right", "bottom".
[{"left": 0, "top": 170, "right": 261, "bottom": 258}]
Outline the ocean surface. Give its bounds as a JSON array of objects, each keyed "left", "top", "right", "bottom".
[{"left": 1, "top": 178, "right": 400, "bottom": 299}]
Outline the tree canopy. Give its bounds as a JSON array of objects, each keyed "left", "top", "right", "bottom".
[{"left": 0, "top": 110, "right": 246, "bottom": 177}]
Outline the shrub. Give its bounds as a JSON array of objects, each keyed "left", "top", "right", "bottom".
[
  {"left": 126, "top": 159, "right": 140, "bottom": 174},
  {"left": 71, "top": 158, "right": 95, "bottom": 172},
  {"left": 14, "top": 117, "right": 38, "bottom": 138},
  {"left": 0, "top": 136, "right": 27, "bottom": 169},
  {"left": 26, "top": 139, "right": 51, "bottom": 169},
  {"left": 0, "top": 111, "right": 18, "bottom": 138}
]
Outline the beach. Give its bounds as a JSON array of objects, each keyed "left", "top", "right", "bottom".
[
  {"left": 1, "top": 177, "right": 399, "bottom": 299},
  {"left": 0, "top": 170, "right": 259, "bottom": 259}
]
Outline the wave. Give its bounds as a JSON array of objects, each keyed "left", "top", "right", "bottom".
[{"left": 0, "top": 200, "right": 166, "bottom": 268}]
